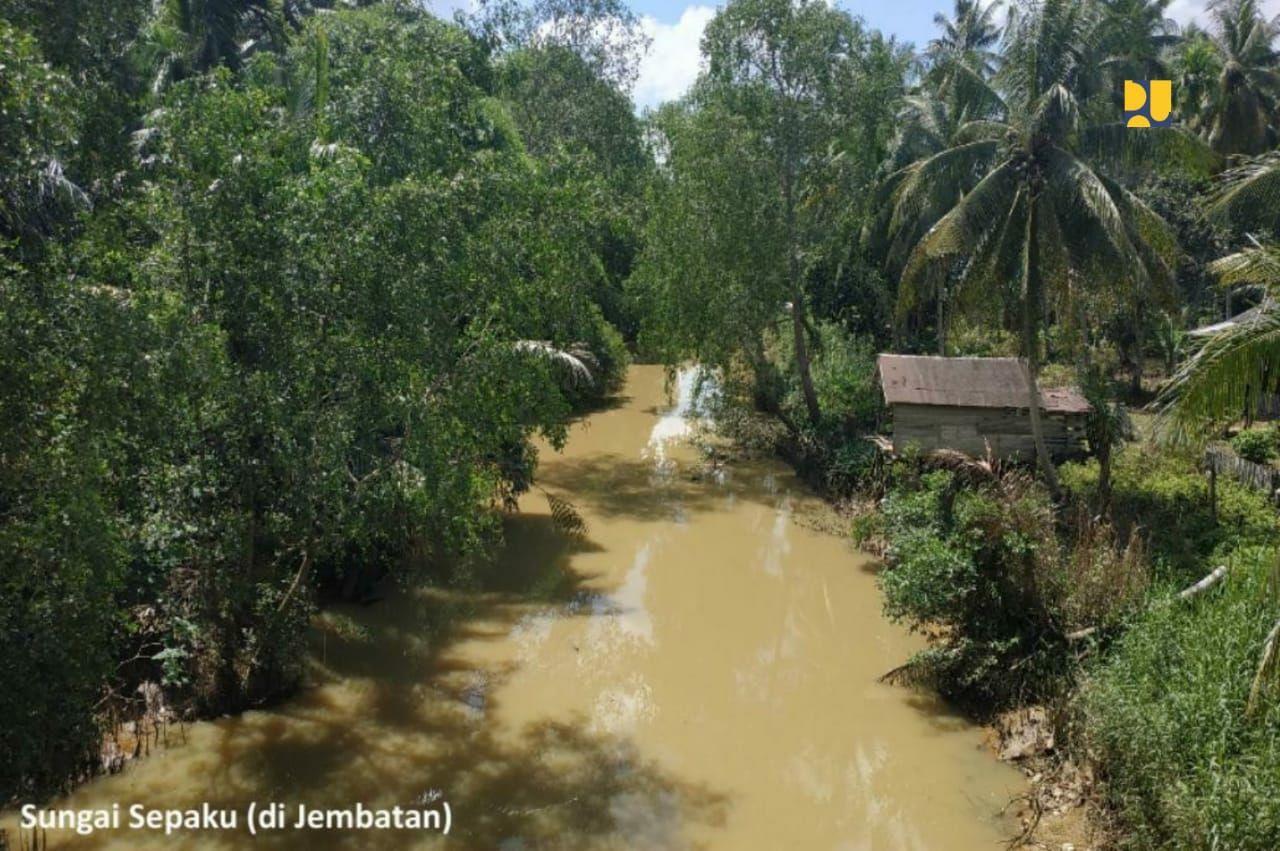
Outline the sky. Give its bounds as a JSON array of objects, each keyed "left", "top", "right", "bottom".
[
  {"left": 629, "top": 0, "right": 1280, "bottom": 110},
  {"left": 427, "top": 0, "right": 1280, "bottom": 111}
]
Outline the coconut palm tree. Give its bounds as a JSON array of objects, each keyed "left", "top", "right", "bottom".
[
  {"left": 1203, "top": 0, "right": 1280, "bottom": 155},
  {"left": 143, "top": 0, "right": 286, "bottom": 93},
  {"left": 869, "top": 3, "right": 1006, "bottom": 353},
  {"left": 1157, "top": 148, "right": 1280, "bottom": 436},
  {"left": 927, "top": 0, "right": 1004, "bottom": 78},
  {"left": 878, "top": 0, "right": 1193, "bottom": 494},
  {"left": 1157, "top": 241, "right": 1280, "bottom": 438},
  {"left": 1169, "top": 24, "right": 1225, "bottom": 137},
  {"left": 1096, "top": 0, "right": 1180, "bottom": 84}
]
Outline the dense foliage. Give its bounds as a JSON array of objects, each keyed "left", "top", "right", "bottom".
[
  {"left": 878, "top": 464, "right": 1147, "bottom": 706},
  {"left": 1, "top": 0, "right": 641, "bottom": 802},
  {"left": 7, "top": 0, "right": 1280, "bottom": 846}
]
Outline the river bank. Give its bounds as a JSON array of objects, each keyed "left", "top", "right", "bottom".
[{"left": 3, "top": 365, "right": 1024, "bottom": 850}]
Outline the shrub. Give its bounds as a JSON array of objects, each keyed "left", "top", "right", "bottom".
[
  {"left": 1231, "top": 428, "right": 1278, "bottom": 464},
  {"left": 560, "top": 306, "right": 631, "bottom": 408},
  {"left": 1061, "top": 448, "right": 1279, "bottom": 584},
  {"left": 877, "top": 462, "right": 1154, "bottom": 708},
  {"left": 1085, "top": 546, "right": 1280, "bottom": 850},
  {"left": 1038, "top": 361, "right": 1077, "bottom": 390},
  {"left": 848, "top": 506, "right": 884, "bottom": 550},
  {"left": 766, "top": 322, "right": 884, "bottom": 495},
  {"left": 947, "top": 318, "right": 1019, "bottom": 357},
  {"left": 878, "top": 470, "right": 1072, "bottom": 706}
]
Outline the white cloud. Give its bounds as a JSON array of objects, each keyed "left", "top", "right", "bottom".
[{"left": 633, "top": 6, "right": 717, "bottom": 111}]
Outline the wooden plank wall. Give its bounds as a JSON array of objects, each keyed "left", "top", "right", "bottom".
[{"left": 892, "top": 403, "right": 1088, "bottom": 460}]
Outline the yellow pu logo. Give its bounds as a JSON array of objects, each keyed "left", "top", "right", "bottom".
[{"left": 1124, "top": 80, "right": 1172, "bottom": 127}]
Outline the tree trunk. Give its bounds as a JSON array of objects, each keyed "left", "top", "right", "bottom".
[
  {"left": 1099, "top": 443, "right": 1112, "bottom": 513},
  {"left": 1128, "top": 300, "right": 1145, "bottom": 396},
  {"left": 936, "top": 283, "right": 946, "bottom": 356},
  {"left": 781, "top": 166, "right": 820, "bottom": 427},
  {"left": 791, "top": 291, "right": 821, "bottom": 427},
  {"left": 1209, "top": 455, "right": 1218, "bottom": 521},
  {"left": 1021, "top": 199, "right": 1061, "bottom": 498}
]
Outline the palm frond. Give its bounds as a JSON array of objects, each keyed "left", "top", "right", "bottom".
[
  {"left": 1156, "top": 298, "right": 1280, "bottom": 442},
  {"left": 1205, "top": 151, "right": 1280, "bottom": 230},
  {"left": 952, "top": 119, "right": 1014, "bottom": 143},
  {"left": 1209, "top": 245, "right": 1280, "bottom": 291},
  {"left": 1246, "top": 614, "right": 1280, "bottom": 719},
  {"left": 514, "top": 340, "right": 598, "bottom": 387},
  {"left": 887, "top": 139, "right": 1000, "bottom": 236},
  {"left": 899, "top": 161, "right": 1019, "bottom": 317},
  {"left": 543, "top": 489, "right": 588, "bottom": 538},
  {"left": 1080, "top": 123, "right": 1220, "bottom": 177}
]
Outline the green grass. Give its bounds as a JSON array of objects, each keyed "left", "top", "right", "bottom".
[
  {"left": 1059, "top": 445, "right": 1280, "bottom": 849},
  {"left": 1084, "top": 545, "right": 1280, "bottom": 850},
  {"left": 1060, "top": 448, "right": 1279, "bottom": 585}
]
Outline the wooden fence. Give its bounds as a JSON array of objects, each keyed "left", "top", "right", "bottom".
[
  {"left": 1205, "top": 446, "right": 1280, "bottom": 504},
  {"left": 1256, "top": 393, "right": 1280, "bottom": 420}
]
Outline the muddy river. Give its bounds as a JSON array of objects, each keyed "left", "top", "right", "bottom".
[{"left": 6, "top": 365, "right": 1022, "bottom": 850}]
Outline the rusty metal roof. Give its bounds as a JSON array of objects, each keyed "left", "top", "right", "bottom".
[{"left": 877, "top": 355, "right": 1091, "bottom": 414}]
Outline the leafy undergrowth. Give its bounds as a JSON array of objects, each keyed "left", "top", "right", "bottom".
[
  {"left": 1083, "top": 544, "right": 1280, "bottom": 850},
  {"left": 1060, "top": 449, "right": 1279, "bottom": 587},
  {"left": 1067, "top": 433, "right": 1280, "bottom": 850},
  {"left": 873, "top": 445, "right": 1280, "bottom": 849},
  {"left": 876, "top": 463, "right": 1147, "bottom": 710}
]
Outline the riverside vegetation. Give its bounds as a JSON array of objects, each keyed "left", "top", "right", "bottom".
[{"left": 5, "top": 0, "right": 1280, "bottom": 849}]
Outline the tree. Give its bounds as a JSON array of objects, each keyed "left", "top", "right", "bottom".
[
  {"left": 873, "top": 5, "right": 1006, "bottom": 355},
  {"left": 1096, "top": 0, "right": 1180, "bottom": 84},
  {"left": 877, "top": 0, "right": 1191, "bottom": 494},
  {"left": 1202, "top": 0, "right": 1280, "bottom": 155},
  {"left": 0, "top": 20, "right": 86, "bottom": 250},
  {"left": 0, "top": 0, "right": 152, "bottom": 181},
  {"left": 926, "top": 0, "right": 1004, "bottom": 78},
  {"left": 142, "top": 0, "right": 287, "bottom": 93},
  {"left": 1157, "top": 241, "right": 1280, "bottom": 438},
  {"left": 1169, "top": 24, "right": 1226, "bottom": 142},
  {"left": 1, "top": 2, "right": 635, "bottom": 800},
  {"left": 636, "top": 0, "right": 904, "bottom": 429},
  {"left": 491, "top": 45, "right": 652, "bottom": 337},
  {"left": 468, "top": 0, "right": 649, "bottom": 90},
  {"left": 1081, "top": 363, "right": 1131, "bottom": 511}
]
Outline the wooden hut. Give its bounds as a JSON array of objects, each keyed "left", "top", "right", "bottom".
[{"left": 877, "top": 355, "right": 1091, "bottom": 461}]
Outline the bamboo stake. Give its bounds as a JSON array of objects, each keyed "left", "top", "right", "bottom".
[
  {"left": 1246, "top": 618, "right": 1280, "bottom": 719},
  {"left": 1178, "top": 565, "right": 1229, "bottom": 601},
  {"left": 1065, "top": 626, "right": 1097, "bottom": 642},
  {"left": 1067, "top": 565, "right": 1231, "bottom": 643}
]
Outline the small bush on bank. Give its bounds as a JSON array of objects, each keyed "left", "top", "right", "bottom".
[
  {"left": 559, "top": 307, "right": 631, "bottom": 409},
  {"left": 1231, "top": 427, "right": 1279, "bottom": 464},
  {"left": 769, "top": 323, "right": 884, "bottom": 495},
  {"left": 877, "top": 467, "right": 1148, "bottom": 708},
  {"left": 1085, "top": 546, "right": 1280, "bottom": 850}
]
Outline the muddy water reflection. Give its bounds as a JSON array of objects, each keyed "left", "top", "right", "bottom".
[{"left": 8, "top": 365, "right": 1022, "bottom": 850}]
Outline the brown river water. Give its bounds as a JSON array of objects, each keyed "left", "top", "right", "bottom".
[{"left": 5, "top": 365, "right": 1022, "bottom": 850}]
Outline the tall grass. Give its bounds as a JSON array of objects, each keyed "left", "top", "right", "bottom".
[{"left": 1085, "top": 545, "right": 1280, "bottom": 849}]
